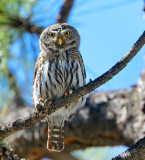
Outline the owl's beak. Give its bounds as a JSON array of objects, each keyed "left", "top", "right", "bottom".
[{"left": 58, "top": 37, "right": 63, "bottom": 45}]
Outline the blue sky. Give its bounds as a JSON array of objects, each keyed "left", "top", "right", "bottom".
[{"left": 68, "top": 0, "right": 145, "bottom": 91}]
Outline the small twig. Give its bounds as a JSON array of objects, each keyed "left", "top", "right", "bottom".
[
  {"left": 56, "top": 0, "right": 74, "bottom": 23},
  {"left": 112, "top": 137, "right": 145, "bottom": 160},
  {"left": 0, "top": 31, "right": 145, "bottom": 141}
]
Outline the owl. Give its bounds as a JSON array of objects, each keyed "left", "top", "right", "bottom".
[{"left": 33, "top": 23, "right": 86, "bottom": 152}]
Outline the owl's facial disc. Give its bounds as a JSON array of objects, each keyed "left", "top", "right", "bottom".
[{"left": 39, "top": 23, "right": 80, "bottom": 51}]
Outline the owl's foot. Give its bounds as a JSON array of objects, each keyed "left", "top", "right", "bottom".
[
  {"left": 42, "top": 99, "right": 52, "bottom": 122},
  {"left": 36, "top": 104, "right": 43, "bottom": 112},
  {"left": 39, "top": 98, "right": 45, "bottom": 104},
  {"left": 35, "top": 98, "right": 45, "bottom": 111},
  {"left": 64, "top": 90, "right": 73, "bottom": 106},
  {"left": 64, "top": 89, "right": 73, "bottom": 97},
  {"left": 45, "top": 99, "right": 53, "bottom": 106},
  {"left": 68, "top": 89, "right": 73, "bottom": 95},
  {"left": 37, "top": 98, "right": 52, "bottom": 122},
  {"left": 36, "top": 103, "right": 47, "bottom": 121},
  {"left": 64, "top": 91, "right": 69, "bottom": 97},
  {"left": 64, "top": 89, "right": 79, "bottom": 102},
  {"left": 35, "top": 105, "right": 47, "bottom": 121}
]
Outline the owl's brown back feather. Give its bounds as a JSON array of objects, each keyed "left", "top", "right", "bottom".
[{"left": 32, "top": 52, "right": 46, "bottom": 103}]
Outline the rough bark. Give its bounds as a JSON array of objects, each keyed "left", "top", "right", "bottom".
[
  {"left": 0, "top": 144, "right": 20, "bottom": 160},
  {"left": 112, "top": 137, "right": 145, "bottom": 160}
]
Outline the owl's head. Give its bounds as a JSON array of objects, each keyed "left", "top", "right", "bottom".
[{"left": 39, "top": 23, "right": 80, "bottom": 51}]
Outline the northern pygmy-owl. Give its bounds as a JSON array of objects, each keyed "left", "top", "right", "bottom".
[{"left": 33, "top": 23, "right": 86, "bottom": 152}]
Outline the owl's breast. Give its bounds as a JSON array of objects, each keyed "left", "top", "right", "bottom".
[{"left": 41, "top": 58, "right": 84, "bottom": 100}]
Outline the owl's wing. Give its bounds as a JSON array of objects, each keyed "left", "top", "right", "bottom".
[
  {"left": 33, "top": 53, "right": 41, "bottom": 85},
  {"left": 76, "top": 50, "right": 86, "bottom": 84},
  {"left": 32, "top": 52, "right": 46, "bottom": 103}
]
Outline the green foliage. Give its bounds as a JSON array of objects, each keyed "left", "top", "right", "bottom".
[{"left": 0, "top": 141, "right": 9, "bottom": 149}]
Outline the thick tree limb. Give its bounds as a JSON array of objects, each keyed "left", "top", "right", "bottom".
[
  {"left": 56, "top": 0, "right": 74, "bottom": 23},
  {"left": 0, "top": 31, "right": 145, "bottom": 141},
  {"left": 112, "top": 137, "right": 145, "bottom": 160}
]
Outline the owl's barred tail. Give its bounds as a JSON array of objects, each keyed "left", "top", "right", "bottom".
[{"left": 47, "top": 124, "right": 64, "bottom": 152}]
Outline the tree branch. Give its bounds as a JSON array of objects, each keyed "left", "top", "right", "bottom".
[
  {"left": 112, "top": 137, "right": 145, "bottom": 160},
  {"left": 0, "top": 31, "right": 145, "bottom": 142},
  {"left": 56, "top": 0, "right": 74, "bottom": 23}
]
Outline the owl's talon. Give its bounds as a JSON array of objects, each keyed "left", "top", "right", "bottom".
[
  {"left": 45, "top": 99, "right": 53, "bottom": 107},
  {"left": 64, "top": 91, "right": 69, "bottom": 97},
  {"left": 64, "top": 90, "right": 79, "bottom": 102},
  {"left": 64, "top": 89, "right": 73, "bottom": 97},
  {"left": 39, "top": 98, "right": 45, "bottom": 103},
  {"left": 69, "top": 89, "right": 73, "bottom": 95}
]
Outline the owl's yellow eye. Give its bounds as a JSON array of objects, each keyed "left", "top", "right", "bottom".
[
  {"left": 64, "top": 31, "right": 70, "bottom": 36},
  {"left": 49, "top": 33, "right": 55, "bottom": 38}
]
